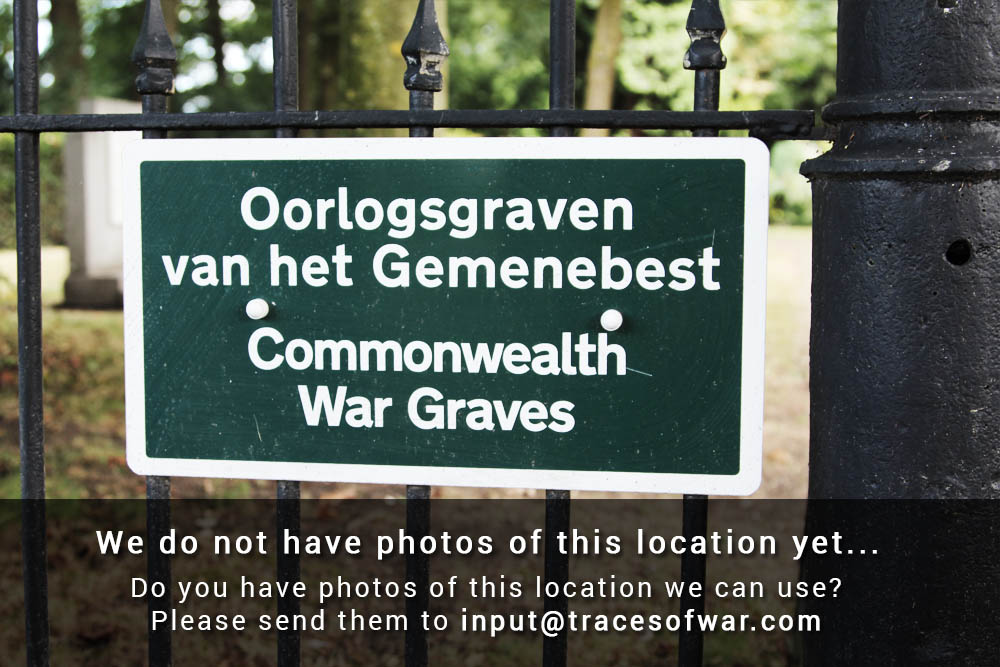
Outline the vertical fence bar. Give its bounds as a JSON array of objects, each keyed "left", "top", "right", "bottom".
[
  {"left": 275, "top": 481, "right": 300, "bottom": 666},
  {"left": 404, "top": 484, "right": 430, "bottom": 667},
  {"left": 132, "top": 3, "right": 177, "bottom": 666},
  {"left": 678, "top": 2, "right": 725, "bottom": 666},
  {"left": 548, "top": 0, "right": 575, "bottom": 138},
  {"left": 272, "top": 2, "right": 302, "bottom": 665},
  {"left": 542, "top": 490, "right": 570, "bottom": 667},
  {"left": 144, "top": 476, "right": 171, "bottom": 667},
  {"left": 677, "top": 495, "right": 707, "bottom": 666},
  {"left": 14, "top": 0, "right": 50, "bottom": 664},
  {"left": 401, "top": 4, "right": 448, "bottom": 665},
  {"left": 273, "top": 0, "right": 299, "bottom": 139},
  {"left": 544, "top": 2, "right": 575, "bottom": 666}
]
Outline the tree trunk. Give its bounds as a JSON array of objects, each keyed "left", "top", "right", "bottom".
[
  {"left": 299, "top": 0, "right": 451, "bottom": 135},
  {"left": 581, "top": 0, "right": 623, "bottom": 137},
  {"left": 48, "top": 0, "right": 86, "bottom": 113},
  {"left": 161, "top": 0, "right": 179, "bottom": 38},
  {"left": 337, "top": 0, "right": 416, "bottom": 113},
  {"left": 206, "top": 0, "right": 226, "bottom": 89}
]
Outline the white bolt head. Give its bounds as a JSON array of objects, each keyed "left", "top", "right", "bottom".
[
  {"left": 600, "top": 308, "right": 624, "bottom": 332},
  {"left": 246, "top": 298, "right": 270, "bottom": 320}
]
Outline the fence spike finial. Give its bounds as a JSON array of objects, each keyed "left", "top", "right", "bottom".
[
  {"left": 132, "top": 0, "right": 177, "bottom": 95},
  {"left": 684, "top": 0, "right": 726, "bottom": 71},
  {"left": 402, "top": 0, "right": 450, "bottom": 92}
]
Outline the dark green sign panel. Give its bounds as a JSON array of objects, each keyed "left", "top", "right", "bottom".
[{"left": 124, "top": 138, "right": 767, "bottom": 494}]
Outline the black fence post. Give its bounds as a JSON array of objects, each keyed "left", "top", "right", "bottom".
[
  {"left": 401, "top": 3, "right": 448, "bottom": 665},
  {"left": 677, "top": 2, "right": 725, "bottom": 665},
  {"left": 132, "top": 2, "right": 176, "bottom": 666},
  {"left": 275, "top": 480, "right": 300, "bottom": 667},
  {"left": 543, "top": 2, "right": 575, "bottom": 666},
  {"left": 803, "top": 0, "right": 1000, "bottom": 501},
  {"left": 271, "top": 2, "right": 302, "bottom": 666},
  {"left": 801, "top": 0, "right": 1000, "bottom": 663},
  {"left": 14, "top": 0, "right": 50, "bottom": 663}
]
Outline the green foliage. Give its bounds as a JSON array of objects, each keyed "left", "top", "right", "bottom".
[
  {"left": 171, "top": 0, "right": 274, "bottom": 115},
  {"left": 613, "top": 0, "right": 837, "bottom": 226},
  {"left": 448, "top": 0, "right": 835, "bottom": 224},
  {"left": 447, "top": 0, "right": 836, "bottom": 117},
  {"left": 618, "top": 0, "right": 836, "bottom": 113},
  {"left": 78, "top": 0, "right": 146, "bottom": 103},
  {"left": 0, "top": 303, "right": 136, "bottom": 498},
  {"left": 448, "top": 0, "right": 551, "bottom": 111},
  {"left": 769, "top": 140, "right": 828, "bottom": 226},
  {"left": 81, "top": 0, "right": 275, "bottom": 115},
  {"left": 616, "top": 0, "right": 690, "bottom": 111},
  {"left": 3, "top": 0, "right": 836, "bottom": 116},
  {"left": 0, "top": 0, "right": 834, "bottom": 228},
  {"left": 0, "top": 133, "right": 66, "bottom": 249}
]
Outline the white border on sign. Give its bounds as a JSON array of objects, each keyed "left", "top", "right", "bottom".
[{"left": 123, "top": 137, "right": 768, "bottom": 495}]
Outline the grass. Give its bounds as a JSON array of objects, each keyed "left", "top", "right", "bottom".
[
  {"left": 0, "top": 246, "right": 70, "bottom": 304},
  {"left": 0, "top": 226, "right": 812, "bottom": 499},
  {"left": 759, "top": 226, "right": 810, "bottom": 499}
]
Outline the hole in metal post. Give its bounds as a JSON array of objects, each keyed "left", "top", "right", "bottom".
[{"left": 946, "top": 239, "right": 972, "bottom": 265}]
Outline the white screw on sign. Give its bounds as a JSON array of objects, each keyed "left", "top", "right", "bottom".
[
  {"left": 246, "top": 298, "right": 270, "bottom": 320},
  {"left": 600, "top": 309, "right": 624, "bottom": 332}
]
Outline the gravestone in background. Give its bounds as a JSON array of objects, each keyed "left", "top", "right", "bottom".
[{"left": 63, "top": 98, "right": 142, "bottom": 308}]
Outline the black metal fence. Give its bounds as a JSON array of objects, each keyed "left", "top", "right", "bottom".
[{"left": 9, "top": 1, "right": 816, "bottom": 666}]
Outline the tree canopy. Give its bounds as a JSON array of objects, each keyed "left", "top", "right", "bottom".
[
  {"left": 0, "top": 0, "right": 835, "bottom": 233},
  {"left": 0, "top": 0, "right": 834, "bottom": 117}
]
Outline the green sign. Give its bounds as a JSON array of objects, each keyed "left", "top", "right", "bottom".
[{"left": 124, "top": 138, "right": 767, "bottom": 494}]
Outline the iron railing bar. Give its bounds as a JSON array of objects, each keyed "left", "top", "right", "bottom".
[
  {"left": 273, "top": 0, "right": 299, "bottom": 125},
  {"left": 404, "top": 483, "right": 431, "bottom": 667},
  {"left": 133, "top": 2, "right": 177, "bottom": 665},
  {"left": 401, "top": 3, "right": 448, "bottom": 664},
  {"left": 14, "top": 0, "right": 50, "bottom": 663},
  {"left": 542, "top": 489, "right": 571, "bottom": 667},
  {"left": 139, "top": 96, "right": 175, "bottom": 667},
  {"left": 678, "top": 494, "right": 708, "bottom": 666},
  {"left": 272, "top": 2, "right": 302, "bottom": 666},
  {"left": 145, "top": 475, "right": 172, "bottom": 667},
  {"left": 134, "top": 0, "right": 177, "bottom": 663},
  {"left": 0, "top": 109, "right": 814, "bottom": 136},
  {"left": 276, "top": 480, "right": 301, "bottom": 666},
  {"left": 679, "top": 3, "right": 724, "bottom": 665},
  {"left": 404, "top": 92, "right": 433, "bottom": 667},
  {"left": 548, "top": 0, "right": 575, "bottom": 137},
  {"left": 543, "top": 2, "right": 575, "bottom": 666}
]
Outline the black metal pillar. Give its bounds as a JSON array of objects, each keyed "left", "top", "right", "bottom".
[
  {"left": 803, "top": 0, "right": 1000, "bottom": 499},
  {"left": 543, "top": 2, "right": 575, "bottom": 665},
  {"left": 801, "top": 1, "right": 1000, "bottom": 663},
  {"left": 401, "top": 4, "right": 448, "bottom": 665},
  {"left": 132, "top": 3, "right": 176, "bottom": 667},
  {"left": 14, "top": 0, "right": 50, "bottom": 663},
  {"left": 271, "top": 2, "right": 302, "bottom": 666},
  {"left": 677, "top": 3, "right": 725, "bottom": 664}
]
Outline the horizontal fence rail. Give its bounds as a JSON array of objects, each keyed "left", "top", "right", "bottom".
[{"left": 0, "top": 109, "right": 815, "bottom": 138}]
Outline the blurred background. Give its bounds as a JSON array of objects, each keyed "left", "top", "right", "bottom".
[{"left": 0, "top": 0, "right": 834, "bottom": 498}]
